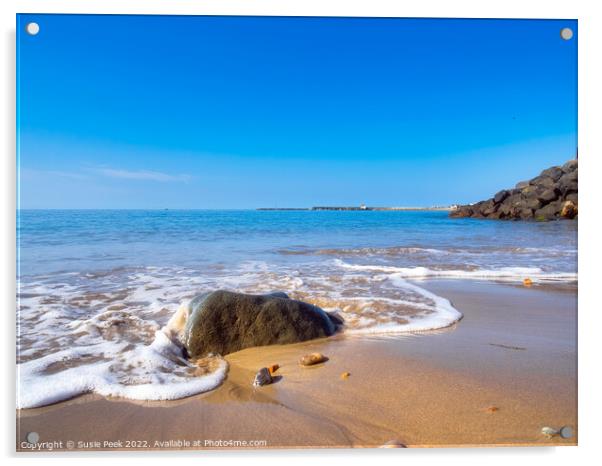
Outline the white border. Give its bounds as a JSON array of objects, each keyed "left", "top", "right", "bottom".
[{"left": 2, "top": 1, "right": 601, "bottom": 464}]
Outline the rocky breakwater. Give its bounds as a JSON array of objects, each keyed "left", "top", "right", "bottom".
[{"left": 450, "top": 159, "right": 578, "bottom": 221}]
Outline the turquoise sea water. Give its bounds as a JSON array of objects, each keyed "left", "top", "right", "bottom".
[
  {"left": 18, "top": 209, "right": 577, "bottom": 276},
  {"left": 16, "top": 209, "right": 577, "bottom": 408}
]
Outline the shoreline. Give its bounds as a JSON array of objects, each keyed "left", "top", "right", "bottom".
[{"left": 16, "top": 279, "right": 577, "bottom": 450}]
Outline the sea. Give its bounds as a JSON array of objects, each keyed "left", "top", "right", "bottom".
[{"left": 16, "top": 209, "right": 577, "bottom": 408}]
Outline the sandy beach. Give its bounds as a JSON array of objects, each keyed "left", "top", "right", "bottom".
[{"left": 17, "top": 279, "right": 577, "bottom": 450}]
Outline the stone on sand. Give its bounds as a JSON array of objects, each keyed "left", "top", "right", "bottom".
[
  {"left": 183, "top": 290, "right": 341, "bottom": 358},
  {"left": 299, "top": 352, "right": 328, "bottom": 366},
  {"left": 253, "top": 367, "right": 273, "bottom": 387}
]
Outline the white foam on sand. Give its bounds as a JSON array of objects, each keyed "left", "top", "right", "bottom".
[
  {"left": 16, "top": 275, "right": 230, "bottom": 409},
  {"left": 337, "top": 275, "right": 463, "bottom": 335},
  {"left": 17, "top": 327, "right": 228, "bottom": 409},
  {"left": 325, "top": 257, "right": 577, "bottom": 334}
]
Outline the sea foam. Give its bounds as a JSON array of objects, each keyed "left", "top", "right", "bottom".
[
  {"left": 17, "top": 328, "right": 227, "bottom": 409},
  {"left": 17, "top": 273, "right": 231, "bottom": 409},
  {"left": 341, "top": 276, "right": 463, "bottom": 334},
  {"left": 333, "top": 259, "right": 577, "bottom": 282}
]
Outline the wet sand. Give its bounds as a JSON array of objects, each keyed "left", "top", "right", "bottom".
[{"left": 16, "top": 280, "right": 577, "bottom": 450}]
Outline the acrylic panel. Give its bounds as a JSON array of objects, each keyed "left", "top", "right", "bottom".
[{"left": 16, "top": 14, "right": 578, "bottom": 451}]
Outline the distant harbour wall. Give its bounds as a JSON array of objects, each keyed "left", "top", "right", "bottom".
[{"left": 257, "top": 206, "right": 454, "bottom": 211}]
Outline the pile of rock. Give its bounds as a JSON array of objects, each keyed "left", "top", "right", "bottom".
[{"left": 450, "top": 159, "right": 578, "bottom": 221}]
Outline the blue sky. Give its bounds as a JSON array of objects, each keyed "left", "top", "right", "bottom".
[{"left": 17, "top": 15, "right": 577, "bottom": 209}]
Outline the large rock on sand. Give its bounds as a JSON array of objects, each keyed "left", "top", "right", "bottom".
[{"left": 182, "top": 290, "right": 340, "bottom": 358}]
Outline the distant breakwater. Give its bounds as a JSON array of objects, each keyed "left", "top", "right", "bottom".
[{"left": 257, "top": 206, "right": 453, "bottom": 211}]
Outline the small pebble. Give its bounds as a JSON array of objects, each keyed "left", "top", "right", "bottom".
[
  {"left": 541, "top": 426, "right": 559, "bottom": 439},
  {"left": 341, "top": 372, "right": 351, "bottom": 380},
  {"left": 252, "top": 367, "right": 273, "bottom": 387},
  {"left": 484, "top": 406, "right": 499, "bottom": 414},
  {"left": 299, "top": 352, "right": 328, "bottom": 366}
]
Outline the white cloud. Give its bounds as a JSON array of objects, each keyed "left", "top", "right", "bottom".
[{"left": 96, "top": 168, "right": 191, "bottom": 182}]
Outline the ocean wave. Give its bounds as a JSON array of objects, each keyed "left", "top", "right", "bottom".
[
  {"left": 17, "top": 322, "right": 227, "bottom": 409},
  {"left": 19, "top": 250, "right": 576, "bottom": 408},
  {"left": 278, "top": 246, "right": 447, "bottom": 256},
  {"left": 339, "top": 278, "right": 462, "bottom": 334},
  {"left": 333, "top": 259, "right": 577, "bottom": 282},
  {"left": 277, "top": 245, "right": 576, "bottom": 258},
  {"left": 17, "top": 275, "right": 230, "bottom": 409}
]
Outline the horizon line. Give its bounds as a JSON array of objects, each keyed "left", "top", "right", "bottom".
[{"left": 16, "top": 205, "right": 456, "bottom": 211}]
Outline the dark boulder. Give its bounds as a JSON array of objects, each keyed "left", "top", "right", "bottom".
[
  {"left": 183, "top": 290, "right": 340, "bottom": 358},
  {"left": 523, "top": 197, "right": 542, "bottom": 211},
  {"left": 560, "top": 200, "right": 578, "bottom": 219},
  {"left": 537, "top": 188, "right": 559, "bottom": 203},
  {"left": 482, "top": 201, "right": 498, "bottom": 216},
  {"left": 494, "top": 190, "right": 509, "bottom": 204},
  {"left": 540, "top": 166, "right": 564, "bottom": 182},
  {"left": 529, "top": 176, "right": 556, "bottom": 189},
  {"left": 476, "top": 199, "right": 496, "bottom": 216},
  {"left": 519, "top": 185, "right": 538, "bottom": 197},
  {"left": 562, "top": 159, "right": 578, "bottom": 173},
  {"left": 558, "top": 170, "right": 578, "bottom": 195},
  {"left": 497, "top": 202, "right": 512, "bottom": 217},
  {"left": 471, "top": 201, "right": 486, "bottom": 216},
  {"left": 500, "top": 193, "right": 524, "bottom": 217},
  {"left": 515, "top": 180, "right": 530, "bottom": 189},
  {"left": 449, "top": 205, "right": 474, "bottom": 218},
  {"left": 534, "top": 200, "right": 563, "bottom": 221}
]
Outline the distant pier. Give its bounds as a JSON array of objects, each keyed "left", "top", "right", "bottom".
[{"left": 257, "top": 205, "right": 454, "bottom": 211}]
